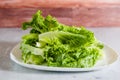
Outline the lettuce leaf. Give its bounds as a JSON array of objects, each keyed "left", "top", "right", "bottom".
[{"left": 20, "top": 10, "right": 104, "bottom": 68}]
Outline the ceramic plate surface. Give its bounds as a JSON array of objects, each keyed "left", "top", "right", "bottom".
[{"left": 10, "top": 44, "right": 118, "bottom": 71}]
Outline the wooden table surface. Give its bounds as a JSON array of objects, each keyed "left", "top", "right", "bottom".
[{"left": 0, "top": 0, "right": 120, "bottom": 27}]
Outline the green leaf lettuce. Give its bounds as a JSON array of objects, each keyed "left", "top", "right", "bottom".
[{"left": 20, "top": 10, "right": 104, "bottom": 68}]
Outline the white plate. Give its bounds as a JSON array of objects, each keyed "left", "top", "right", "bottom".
[{"left": 10, "top": 44, "right": 119, "bottom": 72}]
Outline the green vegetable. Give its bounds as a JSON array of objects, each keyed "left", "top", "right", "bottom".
[
  {"left": 38, "top": 31, "right": 92, "bottom": 47},
  {"left": 20, "top": 10, "right": 104, "bottom": 68}
]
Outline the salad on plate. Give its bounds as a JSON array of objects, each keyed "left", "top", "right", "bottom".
[{"left": 20, "top": 10, "right": 104, "bottom": 68}]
